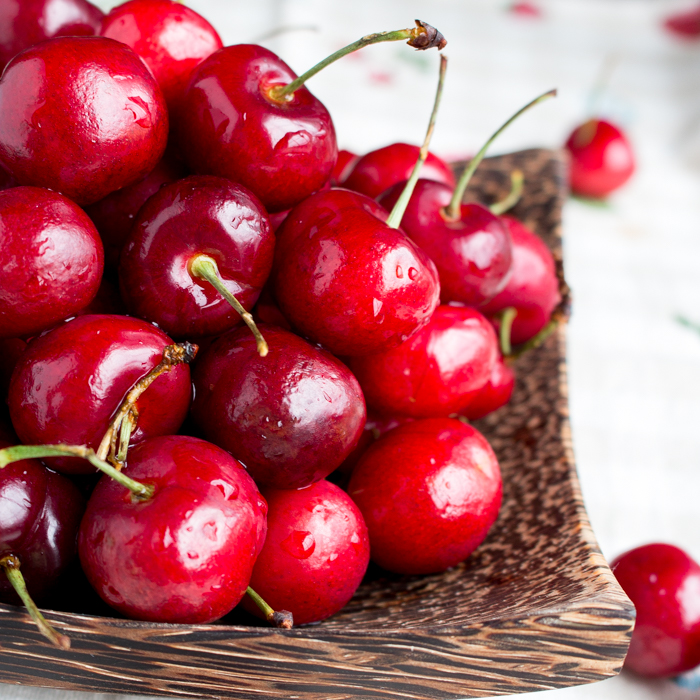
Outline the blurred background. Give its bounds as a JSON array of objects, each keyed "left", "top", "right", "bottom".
[{"left": 3, "top": 0, "right": 700, "bottom": 698}]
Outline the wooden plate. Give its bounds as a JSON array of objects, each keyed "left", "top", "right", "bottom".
[{"left": 0, "top": 148, "right": 635, "bottom": 700}]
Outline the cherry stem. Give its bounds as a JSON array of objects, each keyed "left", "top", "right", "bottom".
[
  {"left": 445, "top": 89, "right": 557, "bottom": 220},
  {"left": 268, "top": 20, "right": 446, "bottom": 102},
  {"left": 245, "top": 587, "right": 293, "bottom": 629},
  {"left": 0, "top": 554, "right": 70, "bottom": 649},
  {"left": 489, "top": 169, "right": 524, "bottom": 216},
  {"left": 506, "top": 316, "right": 561, "bottom": 361},
  {"left": 190, "top": 255, "right": 268, "bottom": 357},
  {"left": 96, "top": 342, "right": 198, "bottom": 465},
  {"left": 115, "top": 409, "right": 137, "bottom": 466},
  {"left": 386, "top": 54, "right": 448, "bottom": 229},
  {"left": 499, "top": 307, "right": 518, "bottom": 357},
  {"left": 0, "top": 444, "right": 154, "bottom": 501}
]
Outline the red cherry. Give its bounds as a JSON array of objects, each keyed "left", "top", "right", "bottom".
[
  {"left": 611, "top": 543, "right": 700, "bottom": 677},
  {"left": 0, "top": 36, "right": 168, "bottom": 206},
  {"left": 100, "top": 0, "right": 223, "bottom": 114},
  {"left": 8, "top": 315, "right": 191, "bottom": 475},
  {"left": 480, "top": 215, "right": 561, "bottom": 345},
  {"left": 459, "top": 355, "right": 515, "bottom": 420},
  {"left": 330, "top": 149, "right": 359, "bottom": 186},
  {"left": 665, "top": 5, "right": 700, "bottom": 38},
  {"left": 191, "top": 324, "right": 366, "bottom": 490},
  {"left": 565, "top": 118, "right": 635, "bottom": 198},
  {"left": 0, "top": 338, "right": 26, "bottom": 401},
  {"left": 273, "top": 188, "right": 440, "bottom": 356},
  {"left": 0, "top": 187, "right": 104, "bottom": 339},
  {"left": 78, "top": 435, "right": 267, "bottom": 623},
  {"left": 243, "top": 480, "right": 370, "bottom": 625},
  {"left": 347, "top": 418, "right": 502, "bottom": 575},
  {"left": 349, "top": 305, "right": 498, "bottom": 418},
  {"left": 344, "top": 143, "right": 455, "bottom": 199}
]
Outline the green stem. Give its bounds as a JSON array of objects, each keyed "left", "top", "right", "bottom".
[
  {"left": 268, "top": 20, "right": 446, "bottom": 102},
  {"left": 499, "top": 307, "right": 518, "bottom": 357},
  {"left": 1, "top": 555, "right": 70, "bottom": 649},
  {"left": 507, "top": 317, "right": 560, "bottom": 360},
  {"left": 489, "top": 169, "right": 524, "bottom": 216},
  {"left": 115, "top": 410, "right": 136, "bottom": 466},
  {"left": 0, "top": 445, "right": 154, "bottom": 501},
  {"left": 246, "top": 587, "right": 293, "bottom": 629},
  {"left": 386, "top": 54, "right": 448, "bottom": 229},
  {"left": 446, "top": 89, "right": 557, "bottom": 220}
]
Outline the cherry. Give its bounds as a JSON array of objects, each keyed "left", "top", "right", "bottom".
[
  {"left": 0, "top": 36, "right": 168, "bottom": 206},
  {"left": 0, "top": 338, "right": 26, "bottom": 401},
  {"left": 349, "top": 305, "right": 498, "bottom": 418},
  {"left": 8, "top": 315, "right": 191, "bottom": 474},
  {"left": 78, "top": 435, "right": 268, "bottom": 624},
  {"left": 242, "top": 480, "right": 370, "bottom": 626},
  {"left": 565, "top": 118, "right": 635, "bottom": 199},
  {"left": 330, "top": 149, "right": 360, "bottom": 186},
  {"left": 611, "top": 543, "right": 700, "bottom": 677},
  {"left": 100, "top": 0, "right": 223, "bottom": 114},
  {"left": 459, "top": 354, "right": 515, "bottom": 421},
  {"left": 347, "top": 418, "right": 502, "bottom": 575},
  {"left": 0, "top": 0, "right": 103, "bottom": 71},
  {"left": 664, "top": 4, "right": 700, "bottom": 38},
  {"left": 119, "top": 175, "right": 275, "bottom": 343},
  {"left": 343, "top": 142, "right": 455, "bottom": 199},
  {"left": 0, "top": 186, "right": 104, "bottom": 340},
  {"left": 0, "top": 164, "right": 18, "bottom": 191},
  {"left": 191, "top": 324, "right": 366, "bottom": 490}
]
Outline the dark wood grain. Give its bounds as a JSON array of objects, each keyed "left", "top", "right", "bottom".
[{"left": 0, "top": 149, "right": 635, "bottom": 700}]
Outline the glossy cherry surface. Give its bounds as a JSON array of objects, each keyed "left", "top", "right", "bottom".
[
  {"left": 274, "top": 188, "right": 440, "bottom": 356},
  {"left": 0, "top": 187, "right": 104, "bottom": 339},
  {"left": 460, "top": 355, "right": 515, "bottom": 421},
  {"left": 243, "top": 480, "right": 370, "bottom": 625},
  {"left": 565, "top": 118, "right": 635, "bottom": 199},
  {"left": 349, "top": 305, "right": 498, "bottom": 418},
  {"left": 0, "top": 36, "right": 168, "bottom": 206},
  {"left": 175, "top": 44, "right": 337, "bottom": 213},
  {"left": 119, "top": 175, "right": 275, "bottom": 339},
  {"left": 79, "top": 435, "right": 267, "bottom": 623},
  {"left": 379, "top": 179, "right": 512, "bottom": 307},
  {"left": 8, "top": 314, "right": 191, "bottom": 475},
  {"left": 330, "top": 149, "right": 359, "bottom": 186},
  {"left": 100, "top": 0, "right": 223, "bottom": 114},
  {"left": 347, "top": 418, "right": 502, "bottom": 575},
  {"left": 611, "top": 543, "right": 700, "bottom": 677},
  {"left": 480, "top": 215, "right": 560, "bottom": 345},
  {"left": 192, "top": 325, "right": 366, "bottom": 490}
]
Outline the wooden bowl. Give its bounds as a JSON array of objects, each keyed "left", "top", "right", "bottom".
[{"left": 0, "top": 149, "right": 635, "bottom": 700}]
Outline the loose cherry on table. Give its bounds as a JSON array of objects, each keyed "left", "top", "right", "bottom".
[
  {"left": 611, "top": 543, "right": 700, "bottom": 677},
  {"left": 0, "top": 36, "right": 168, "bottom": 206}
]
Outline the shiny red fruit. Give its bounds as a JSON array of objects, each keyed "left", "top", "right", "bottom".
[
  {"left": 330, "top": 149, "right": 359, "bottom": 186},
  {"left": 460, "top": 355, "right": 515, "bottom": 420}
]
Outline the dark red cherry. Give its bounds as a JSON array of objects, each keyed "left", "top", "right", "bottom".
[
  {"left": 344, "top": 142, "right": 455, "bottom": 199},
  {"left": 0, "top": 339, "right": 26, "bottom": 401},
  {"left": 8, "top": 315, "right": 191, "bottom": 475},
  {"left": 274, "top": 188, "right": 440, "bottom": 356},
  {"left": 243, "top": 480, "right": 369, "bottom": 626},
  {"left": 0, "top": 187, "right": 104, "bottom": 339},
  {"left": 0, "top": 36, "right": 168, "bottom": 206},
  {"left": 0, "top": 165, "right": 18, "bottom": 191},
  {"left": 459, "top": 354, "right": 515, "bottom": 420},
  {"left": 349, "top": 305, "right": 498, "bottom": 418},
  {"left": 565, "top": 118, "right": 635, "bottom": 198},
  {"left": 79, "top": 435, "right": 267, "bottom": 623},
  {"left": 252, "top": 285, "right": 292, "bottom": 331},
  {"left": 100, "top": 0, "right": 223, "bottom": 114},
  {"left": 192, "top": 324, "right": 366, "bottom": 490},
  {"left": 0, "top": 0, "right": 103, "bottom": 71},
  {"left": 664, "top": 5, "right": 700, "bottom": 38},
  {"left": 480, "top": 215, "right": 560, "bottom": 345},
  {"left": 330, "top": 149, "right": 359, "bottom": 186},
  {"left": 611, "top": 543, "right": 700, "bottom": 677},
  {"left": 347, "top": 418, "right": 502, "bottom": 575},
  {"left": 119, "top": 175, "right": 275, "bottom": 340}
]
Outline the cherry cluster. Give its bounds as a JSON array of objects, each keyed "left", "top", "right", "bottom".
[{"left": 0, "top": 0, "right": 564, "bottom": 649}]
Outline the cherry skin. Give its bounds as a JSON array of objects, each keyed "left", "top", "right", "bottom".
[
  {"left": 8, "top": 314, "right": 191, "bottom": 475},
  {"left": 273, "top": 188, "right": 440, "bottom": 356},
  {"left": 119, "top": 175, "right": 275, "bottom": 339},
  {"left": 459, "top": 355, "right": 515, "bottom": 421},
  {"left": 0, "top": 0, "right": 103, "bottom": 71},
  {"left": 191, "top": 324, "right": 366, "bottom": 490},
  {"left": 565, "top": 118, "right": 635, "bottom": 199},
  {"left": 100, "top": 0, "right": 223, "bottom": 114},
  {"left": 343, "top": 143, "right": 455, "bottom": 199},
  {"left": 664, "top": 5, "right": 700, "bottom": 38},
  {"left": 175, "top": 44, "right": 337, "bottom": 213},
  {"left": 349, "top": 305, "right": 499, "bottom": 418},
  {"left": 0, "top": 339, "right": 26, "bottom": 401},
  {"left": 0, "top": 36, "right": 168, "bottom": 206},
  {"left": 480, "top": 215, "right": 561, "bottom": 345},
  {"left": 0, "top": 186, "right": 104, "bottom": 339},
  {"left": 347, "top": 418, "right": 502, "bottom": 575},
  {"left": 611, "top": 543, "right": 700, "bottom": 677},
  {"left": 330, "top": 149, "right": 360, "bottom": 186},
  {"left": 242, "top": 480, "right": 370, "bottom": 626},
  {"left": 79, "top": 435, "right": 268, "bottom": 624},
  {"left": 378, "top": 179, "right": 513, "bottom": 307}
]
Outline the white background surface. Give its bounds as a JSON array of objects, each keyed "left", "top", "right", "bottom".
[{"left": 2, "top": 0, "right": 700, "bottom": 698}]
